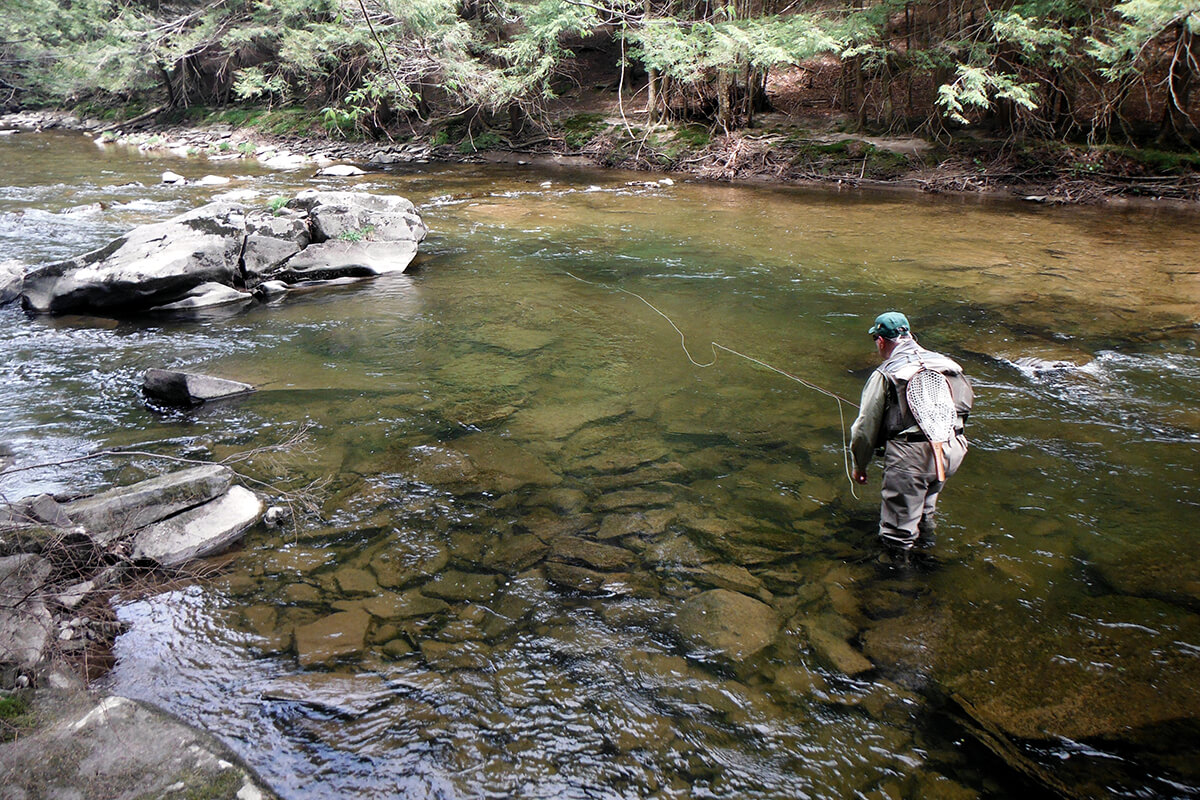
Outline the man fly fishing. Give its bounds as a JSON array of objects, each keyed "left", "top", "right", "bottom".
[{"left": 850, "top": 312, "right": 973, "bottom": 552}]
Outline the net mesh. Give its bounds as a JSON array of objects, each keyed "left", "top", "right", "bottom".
[{"left": 906, "top": 368, "right": 956, "bottom": 444}]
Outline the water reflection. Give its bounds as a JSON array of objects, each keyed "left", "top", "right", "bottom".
[{"left": 1, "top": 129, "right": 1197, "bottom": 799}]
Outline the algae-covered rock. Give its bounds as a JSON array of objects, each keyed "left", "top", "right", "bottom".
[
  {"left": 293, "top": 608, "right": 371, "bottom": 666},
  {"left": 862, "top": 593, "right": 1200, "bottom": 742},
  {"left": 672, "top": 589, "right": 780, "bottom": 661},
  {"left": 550, "top": 535, "right": 636, "bottom": 571}
]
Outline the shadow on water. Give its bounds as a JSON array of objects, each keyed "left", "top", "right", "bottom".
[{"left": 1, "top": 130, "right": 1198, "bottom": 799}]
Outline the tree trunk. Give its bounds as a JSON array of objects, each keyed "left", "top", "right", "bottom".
[
  {"left": 647, "top": 67, "right": 659, "bottom": 124},
  {"left": 717, "top": 70, "right": 735, "bottom": 130},
  {"left": 855, "top": 56, "right": 867, "bottom": 130}
]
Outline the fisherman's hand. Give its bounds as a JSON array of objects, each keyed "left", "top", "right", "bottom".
[{"left": 853, "top": 468, "right": 868, "bottom": 484}]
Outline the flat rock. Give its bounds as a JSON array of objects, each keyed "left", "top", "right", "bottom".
[
  {"left": 454, "top": 433, "right": 560, "bottom": 491},
  {"left": 506, "top": 399, "right": 628, "bottom": 440},
  {"left": 672, "top": 589, "right": 780, "bottom": 661},
  {"left": 62, "top": 464, "right": 234, "bottom": 544},
  {"left": 293, "top": 607, "right": 371, "bottom": 666},
  {"left": 804, "top": 615, "right": 873, "bottom": 676},
  {"left": 694, "top": 563, "right": 766, "bottom": 597},
  {"left": 550, "top": 535, "right": 636, "bottom": 571},
  {"left": 422, "top": 570, "right": 502, "bottom": 603},
  {"left": 591, "top": 488, "right": 674, "bottom": 512},
  {"left": 863, "top": 594, "right": 1200, "bottom": 742},
  {"left": 0, "top": 694, "right": 278, "bottom": 800},
  {"left": 143, "top": 369, "right": 255, "bottom": 406},
  {"left": 369, "top": 538, "right": 450, "bottom": 588},
  {"left": 131, "top": 485, "right": 262, "bottom": 566},
  {"left": 357, "top": 590, "right": 449, "bottom": 620}
]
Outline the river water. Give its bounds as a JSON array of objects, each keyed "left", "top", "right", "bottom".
[{"left": 1, "top": 130, "right": 1198, "bottom": 799}]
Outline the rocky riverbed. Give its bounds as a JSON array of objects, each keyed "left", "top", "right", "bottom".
[{"left": 0, "top": 461, "right": 276, "bottom": 798}]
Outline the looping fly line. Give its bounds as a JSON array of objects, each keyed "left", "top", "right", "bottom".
[{"left": 561, "top": 270, "right": 861, "bottom": 495}]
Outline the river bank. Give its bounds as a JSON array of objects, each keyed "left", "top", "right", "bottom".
[{"left": 6, "top": 107, "right": 1199, "bottom": 209}]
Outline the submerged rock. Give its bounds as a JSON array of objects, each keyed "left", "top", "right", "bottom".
[
  {"left": 672, "top": 589, "right": 781, "bottom": 661},
  {"left": 142, "top": 369, "right": 255, "bottom": 406},
  {"left": 293, "top": 608, "right": 371, "bottom": 666}
]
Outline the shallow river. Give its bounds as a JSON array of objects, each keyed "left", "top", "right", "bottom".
[{"left": 2, "top": 130, "right": 1198, "bottom": 799}]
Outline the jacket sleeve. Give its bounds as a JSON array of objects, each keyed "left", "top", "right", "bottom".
[{"left": 849, "top": 370, "right": 887, "bottom": 471}]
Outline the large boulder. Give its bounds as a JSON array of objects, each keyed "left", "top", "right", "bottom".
[
  {"left": 22, "top": 203, "right": 247, "bottom": 314},
  {"left": 286, "top": 190, "right": 425, "bottom": 242},
  {"left": 20, "top": 192, "right": 426, "bottom": 315},
  {"left": 242, "top": 210, "right": 311, "bottom": 282}
]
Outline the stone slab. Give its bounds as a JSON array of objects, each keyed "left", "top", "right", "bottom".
[
  {"left": 62, "top": 464, "right": 234, "bottom": 545},
  {"left": 131, "top": 485, "right": 262, "bottom": 566}
]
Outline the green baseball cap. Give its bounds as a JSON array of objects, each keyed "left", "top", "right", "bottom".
[{"left": 868, "top": 311, "right": 911, "bottom": 339}]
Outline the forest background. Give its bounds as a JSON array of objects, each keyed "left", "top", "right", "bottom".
[{"left": 1, "top": 0, "right": 1198, "bottom": 199}]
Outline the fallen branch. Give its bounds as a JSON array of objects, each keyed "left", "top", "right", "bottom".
[{"left": 98, "top": 105, "right": 166, "bottom": 133}]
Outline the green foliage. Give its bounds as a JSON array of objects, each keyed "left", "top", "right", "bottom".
[
  {"left": 337, "top": 224, "right": 377, "bottom": 241},
  {"left": 0, "top": 694, "right": 33, "bottom": 742},
  {"left": 937, "top": 65, "right": 1040, "bottom": 124},
  {"left": 457, "top": 131, "right": 503, "bottom": 152},
  {"left": 267, "top": 195, "right": 289, "bottom": 213},
  {"left": 3, "top": 0, "right": 1195, "bottom": 150},
  {"left": 631, "top": 14, "right": 839, "bottom": 83}
]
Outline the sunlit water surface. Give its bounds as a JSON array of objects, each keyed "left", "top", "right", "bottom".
[{"left": 2, "top": 130, "right": 1198, "bottom": 799}]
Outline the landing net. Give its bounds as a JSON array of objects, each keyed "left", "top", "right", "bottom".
[{"left": 905, "top": 367, "right": 956, "bottom": 480}]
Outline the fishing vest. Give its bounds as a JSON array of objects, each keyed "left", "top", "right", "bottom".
[{"left": 875, "top": 341, "right": 974, "bottom": 445}]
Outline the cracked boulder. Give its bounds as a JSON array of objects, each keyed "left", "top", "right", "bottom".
[{"left": 20, "top": 191, "right": 426, "bottom": 315}]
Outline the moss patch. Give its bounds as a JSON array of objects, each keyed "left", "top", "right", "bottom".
[
  {"left": 562, "top": 113, "right": 608, "bottom": 149},
  {"left": 0, "top": 694, "right": 35, "bottom": 742}
]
